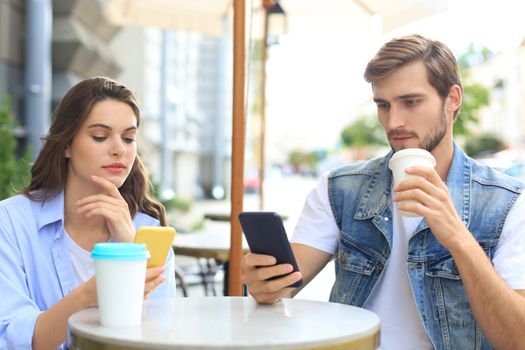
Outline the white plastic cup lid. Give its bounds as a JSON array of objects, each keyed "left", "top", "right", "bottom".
[{"left": 388, "top": 148, "right": 436, "bottom": 170}]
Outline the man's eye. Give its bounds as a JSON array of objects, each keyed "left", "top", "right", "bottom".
[
  {"left": 92, "top": 136, "right": 107, "bottom": 142},
  {"left": 377, "top": 103, "right": 389, "bottom": 110},
  {"left": 406, "top": 99, "right": 420, "bottom": 106}
]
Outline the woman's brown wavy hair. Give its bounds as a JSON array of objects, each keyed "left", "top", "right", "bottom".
[{"left": 22, "top": 76, "right": 167, "bottom": 226}]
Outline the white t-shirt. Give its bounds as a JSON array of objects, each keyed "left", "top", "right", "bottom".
[
  {"left": 63, "top": 230, "right": 113, "bottom": 286},
  {"left": 64, "top": 231, "right": 96, "bottom": 285},
  {"left": 291, "top": 172, "right": 525, "bottom": 350}
]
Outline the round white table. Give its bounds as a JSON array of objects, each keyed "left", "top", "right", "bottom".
[{"left": 68, "top": 297, "right": 380, "bottom": 349}]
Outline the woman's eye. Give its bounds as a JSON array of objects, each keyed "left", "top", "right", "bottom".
[
  {"left": 123, "top": 137, "right": 135, "bottom": 144},
  {"left": 92, "top": 136, "right": 107, "bottom": 142}
]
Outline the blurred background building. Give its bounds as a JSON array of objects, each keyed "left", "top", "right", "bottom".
[
  {"left": 1, "top": 0, "right": 121, "bottom": 147},
  {"left": 0, "top": 0, "right": 231, "bottom": 202},
  {"left": 110, "top": 27, "right": 231, "bottom": 200}
]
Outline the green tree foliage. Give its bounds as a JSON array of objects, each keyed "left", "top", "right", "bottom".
[
  {"left": 464, "top": 133, "right": 506, "bottom": 158},
  {"left": 0, "top": 97, "right": 31, "bottom": 200},
  {"left": 457, "top": 43, "right": 493, "bottom": 69},
  {"left": 454, "top": 83, "right": 490, "bottom": 136},
  {"left": 287, "top": 149, "right": 320, "bottom": 174},
  {"left": 454, "top": 44, "right": 492, "bottom": 136},
  {"left": 340, "top": 116, "right": 387, "bottom": 148}
]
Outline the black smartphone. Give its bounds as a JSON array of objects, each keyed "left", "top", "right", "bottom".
[{"left": 238, "top": 211, "right": 303, "bottom": 288}]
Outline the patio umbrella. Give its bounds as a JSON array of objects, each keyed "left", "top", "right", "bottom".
[
  {"left": 278, "top": 0, "right": 445, "bottom": 36},
  {"left": 102, "top": 0, "right": 446, "bottom": 296},
  {"left": 103, "top": 0, "right": 232, "bottom": 36},
  {"left": 103, "top": 0, "right": 445, "bottom": 36}
]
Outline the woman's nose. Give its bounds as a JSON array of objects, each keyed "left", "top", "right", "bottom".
[{"left": 111, "top": 139, "right": 126, "bottom": 157}]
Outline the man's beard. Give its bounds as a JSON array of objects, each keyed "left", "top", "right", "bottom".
[
  {"left": 419, "top": 106, "right": 447, "bottom": 152},
  {"left": 388, "top": 105, "right": 448, "bottom": 153}
]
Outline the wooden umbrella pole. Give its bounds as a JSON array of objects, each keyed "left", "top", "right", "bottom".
[{"left": 228, "top": 0, "right": 246, "bottom": 296}]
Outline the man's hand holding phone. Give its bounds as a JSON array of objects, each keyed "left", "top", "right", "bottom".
[
  {"left": 241, "top": 252, "right": 303, "bottom": 304},
  {"left": 239, "top": 212, "right": 303, "bottom": 304}
]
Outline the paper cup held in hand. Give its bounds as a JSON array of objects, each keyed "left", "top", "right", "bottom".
[
  {"left": 91, "top": 243, "right": 150, "bottom": 327},
  {"left": 389, "top": 148, "right": 436, "bottom": 217}
]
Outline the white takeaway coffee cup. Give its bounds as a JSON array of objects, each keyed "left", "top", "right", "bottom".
[
  {"left": 388, "top": 148, "right": 436, "bottom": 217},
  {"left": 91, "top": 242, "right": 150, "bottom": 327}
]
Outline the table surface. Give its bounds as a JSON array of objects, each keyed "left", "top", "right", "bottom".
[
  {"left": 68, "top": 297, "right": 380, "bottom": 350},
  {"left": 173, "top": 229, "right": 249, "bottom": 261},
  {"left": 203, "top": 212, "right": 288, "bottom": 222}
]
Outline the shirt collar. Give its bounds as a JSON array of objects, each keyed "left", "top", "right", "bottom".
[
  {"left": 354, "top": 151, "right": 393, "bottom": 220},
  {"left": 444, "top": 142, "right": 471, "bottom": 226},
  {"left": 38, "top": 190, "right": 65, "bottom": 231}
]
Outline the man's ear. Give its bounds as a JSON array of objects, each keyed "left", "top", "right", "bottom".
[
  {"left": 447, "top": 84, "right": 462, "bottom": 116},
  {"left": 64, "top": 145, "right": 71, "bottom": 158}
]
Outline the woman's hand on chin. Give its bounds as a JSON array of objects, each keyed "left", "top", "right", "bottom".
[{"left": 76, "top": 175, "right": 135, "bottom": 242}]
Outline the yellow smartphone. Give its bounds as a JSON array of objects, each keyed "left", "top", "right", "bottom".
[{"left": 133, "top": 226, "right": 176, "bottom": 268}]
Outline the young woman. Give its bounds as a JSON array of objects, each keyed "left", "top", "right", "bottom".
[{"left": 0, "top": 77, "right": 175, "bottom": 350}]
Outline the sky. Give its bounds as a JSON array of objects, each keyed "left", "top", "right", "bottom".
[{"left": 263, "top": 0, "right": 525, "bottom": 162}]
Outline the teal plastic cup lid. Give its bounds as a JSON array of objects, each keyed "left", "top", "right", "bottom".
[{"left": 91, "top": 242, "right": 150, "bottom": 261}]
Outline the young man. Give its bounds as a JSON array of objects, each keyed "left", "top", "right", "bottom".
[{"left": 241, "top": 35, "right": 525, "bottom": 349}]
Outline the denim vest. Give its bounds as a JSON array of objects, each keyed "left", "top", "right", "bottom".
[{"left": 328, "top": 144, "right": 523, "bottom": 350}]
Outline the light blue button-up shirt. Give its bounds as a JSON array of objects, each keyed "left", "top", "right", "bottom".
[{"left": 0, "top": 191, "right": 176, "bottom": 350}]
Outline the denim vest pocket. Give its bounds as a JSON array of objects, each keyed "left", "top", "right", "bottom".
[
  {"left": 423, "top": 245, "right": 495, "bottom": 349},
  {"left": 331, "top": 235, "right": 385, "bottom": 307},
  {"left": 425, "top": 254, "right": 476, "bottom": 333}
]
